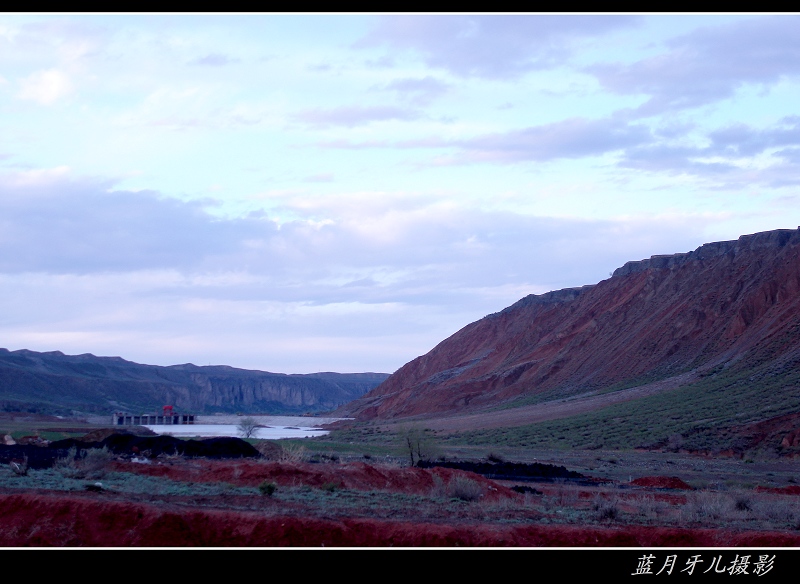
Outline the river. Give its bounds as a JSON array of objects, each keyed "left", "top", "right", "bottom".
[{"left": 143, "top": 414, "right": 346, "bottom": 439}]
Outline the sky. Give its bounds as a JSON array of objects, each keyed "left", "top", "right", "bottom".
[{"left": 1, "top": 13, "right": 799, "bottom": 374}]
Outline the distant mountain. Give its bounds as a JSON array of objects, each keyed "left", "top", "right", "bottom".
[
  {"left": 338, "top": 228, "right": 800, "bottom": 452},
  {"left": 0, "top": 349, "right": 388, "bottom": 416}
]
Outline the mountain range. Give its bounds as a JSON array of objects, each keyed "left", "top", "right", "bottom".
[{"left": 0, "top": 349, "right": 388, "bottom": 416}]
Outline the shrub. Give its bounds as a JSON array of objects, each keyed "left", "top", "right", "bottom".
[
  {"left": 82, "top": 447, "right": 114, "bottom": 479},
  {"left": 752, "top": 498, "right": 800, "bottom": 528},
  {"left": 54, "top": 446, "right": 81, "bottom": 478},
  {"left": 683, "top": 491, "right": 733, "bottom": 523},
  {"left": 592, "top": 494, "right": 620, "bottom": 521},
  {"left": 430, "top": 474, "right": 448, "bottom": 498},
  {"left": 258, "top": 481, "right": 277, "bottom": 497},
  {"left": 511, "top": 485, "right": 542, "bottom": 495},
  {"left": 54, "top": 446, "right": 113, "bottom": 480},
  {"left": 636, "top": 495, "right": 664, "bottom": 522},
  {"left": 550, "top": 484, "right": 579, "bottom": 507},
  {"left": 733, "top": 492, "right": 752, "bottom": 512},
  {"left": 279, "top": 442, "right": 308, "bottom": 463},
  {"left": 447, "top": 475, "right": 484, "bottom": 502}
]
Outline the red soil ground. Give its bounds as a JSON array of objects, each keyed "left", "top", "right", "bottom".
[
  {"left": 755, "top": 485, "right": 800, "bottom": 495},
  {"left": 1, "top": 490, "right": 799, "bottom": 547},
  {"left": 113, "top": 458, "right": 518, "bottom": 501},
  {"left": 629, "top": 476, "right": 694, "bottom": 490},
  {"left": 3, "top": 459, "right": 800, "bottom": 547}
]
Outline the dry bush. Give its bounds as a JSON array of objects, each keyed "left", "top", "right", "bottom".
[
  {"left": 54, "top": 446, "right": 113, "bottom": 480},
  {"left": 54, "top": 446, "right": 81, "bottom": 478},
  {"left": 634, "top": 495, "right": 665, "bottom": 522},
  {"left": 430, "top": 474, "right": 447, "bottom": 498},
  {"left": 592, "top": 494, "right": 621, "bottom": 522},
  {"left": 446, "top": 475, "right": 484, "bottom": 502},
  {"left": 480, "top": 492, "right": 530, "bottom": 515},
  {"left": 731, "top": 490, "right": 753, "bottom": 512},
  {"left": 551, "top": 484, "right": 579, "bottom": 507},
  {"left": 254, "top": 441, "right": 283, "bottom": 460},
  {"left": 256, "top": 441, "right": 309, "bottom": 463},
  {"left": 80, "top": 447, "right": 114, "bottom": 479},
  {"left": 159, "top": 450, "right": 185, "bottom": 461},
  {"left": 278, "top": 442, "right": 308, "bottom": 463},
  {"left": 752, "top": 497, "right": 800, "bottom": 529},
  {"left": 682, "top": 491, "right": 734, "bottom": 523},
  {"left": 377, "top": 456, "right": 406, "bottom": 468}
]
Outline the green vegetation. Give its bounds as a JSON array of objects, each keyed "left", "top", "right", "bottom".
[
  {"left": 54, "top": 446, "right": 114, "bottom": 480},
  {"left": 441, "top": 361, "right": 800, "bottom": 452},
  {"left": 282, "top": 434, "right": 396, "bottom": 455},
  {"left": 2, "top": 467, "right": 245, "bottom": 497},
  {"left": 258, "top": 481, "right": 277, "bottom": 496},
  {"left": 489, "top": 369, "right": 671, "bottom": 412},
  {"left": 312, "top": 355, "right": 800, "bottom": 460}
]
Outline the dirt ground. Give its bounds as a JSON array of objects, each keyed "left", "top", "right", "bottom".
[
  {"left": 1, "top": 414, "right": 798, "bottom": 547},
  {"left": 1, "top": 455, "right": 799, "bottom": 547}
]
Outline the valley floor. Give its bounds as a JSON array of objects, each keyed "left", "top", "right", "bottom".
[
  {"left": 1, "top": 414, "right": 799, "bottom": 547},
  {"left": 1, "top": 452, "right": 799, "bottom": 547}
]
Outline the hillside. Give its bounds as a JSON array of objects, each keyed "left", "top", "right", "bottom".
[
  {"left": 337, "top": 228, "right": 800, "bottom": 453},
  {"left": 0, "top": 349, "right": 388, "bottom": 416}
]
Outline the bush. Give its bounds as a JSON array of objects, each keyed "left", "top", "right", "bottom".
[
  {"left": 54, "top": 446, "right": 113, "bottom": 480},
  {"left": 278, "top": 442, "right": 308, "bottom": 463},
  {"left": 54, "top": 446, "right": 81, "bottom": 478},
  {"left": 550, "top": 484, "right": 579, "bottom": 507},
  {"left": 683, "top": 491, "right": 733, "bottom": 522},
  {"left": 258, "top": 481, "right": 277, "bottom": 497},
  {"left": 592, "top": 495, "right": 620, "bottom": 522},
  {"left": 446, "top": 475, "right": 484, "bottom": 502},
  {"left": 430, "top": 474, "right": 446, "bottom": 498},
  {"left": 636, "top": 495, "right": 664, "bottom": 522},
  {"left": 733, "top": 492, "right": 752, "bottom": 512},
  {"left": 82, "top": 447, "right": 114, "bottom": 479}
]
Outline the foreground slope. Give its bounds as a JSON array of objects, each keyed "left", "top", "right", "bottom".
[
  {"left": 339, "top": 229, "right": 800, "bottom": 429},
  {"left": 0, "top": 349, "right": 388, "bottom": 415}
]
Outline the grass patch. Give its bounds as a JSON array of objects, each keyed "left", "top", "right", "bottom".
[
  {"left": 441, "top": 360, "right": 800, "bottom": 451},
  {"left": 490, "top": 370, "right": 670, "bottom": 412}
]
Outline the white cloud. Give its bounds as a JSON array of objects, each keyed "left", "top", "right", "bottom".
[
  {"left": 0, "top": 167, "right": 729, "bottom": 371},
  {"left": 17, "top": 69, "right": 73, "bottom": 104}
]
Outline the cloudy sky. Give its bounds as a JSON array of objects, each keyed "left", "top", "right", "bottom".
[{"left": 1, "top": 14, "right": 799, "bottom": 373}]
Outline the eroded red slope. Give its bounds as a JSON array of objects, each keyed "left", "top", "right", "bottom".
[{"left": 341, "top": 229, "right": 800, "bottom": 419}]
